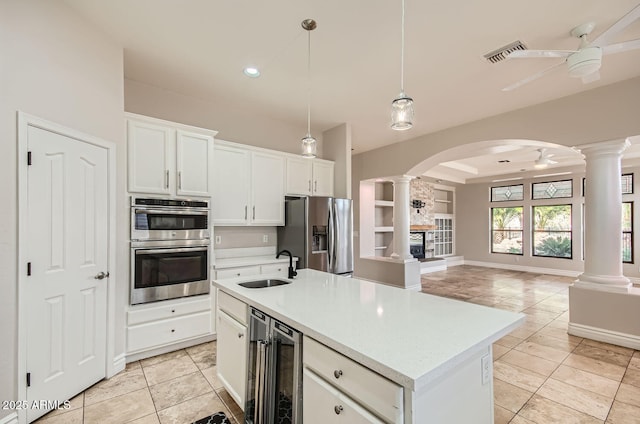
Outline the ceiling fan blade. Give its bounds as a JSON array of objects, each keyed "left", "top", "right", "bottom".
[
  {"left": 591, "top": 4, "right": 640, "bottom": 47},
  {"left": 508, "top": 50, "right": 575, "bottom": 59},
  {"left": 582, "top": 71, "right": 601, "bottom": 84},
  {"left": 602, "top": 38, "right": 640, "bottom": 55},
  {"left": 501, "top": 62, "right": 565, "bottom": 92}
]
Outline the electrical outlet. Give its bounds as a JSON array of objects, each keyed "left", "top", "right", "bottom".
[
  {"left": 481, "top": 354, "right": 490, "bottom": 385},
  {"left": 263, "top": 234, "right": 269, "bottom": 243},
  {"left": 215, "top": 235, "right": 222, "bottom": 245}
]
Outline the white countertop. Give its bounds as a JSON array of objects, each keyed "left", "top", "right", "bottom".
[{"left": 213, "top": 268, "right": 524, "bottom": 392}]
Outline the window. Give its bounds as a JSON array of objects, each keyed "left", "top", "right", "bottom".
[
  {"left": 532, "top": 205, "right": 572, "bottom": 258},
  {"left": 532, "top": 180, "right": 572, "bottom": 199},
  {"left": 491, "top": 185, "right": 524, "bottom": 202},
  {"left": 623, "top": 202, "right": 633, "bottom": 263},
  {"left": 582, "top": 173, "right": 634, "bottom": 196},
  {"left": 622, "top": 174, "right": 634, "bottom": 194},
  {"left": 491, "top": 207, "right": 523, "bottom": 254}
]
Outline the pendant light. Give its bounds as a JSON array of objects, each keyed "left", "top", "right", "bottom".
[
  {"left": 391, "top": 0, "right": 414, "bottom": 130},
  {"left": 301, "top": 19, "right": 317, "bottom": 158}
]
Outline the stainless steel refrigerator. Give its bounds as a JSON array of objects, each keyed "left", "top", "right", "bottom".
[{"left": 277, "top": 196, "right": 353, "bottom": 276}]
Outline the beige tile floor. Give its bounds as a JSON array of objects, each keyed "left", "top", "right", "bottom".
[
  {"left": 35, "top": 265, "right": 640, "bottom": 424},
  {"left": 34, "top": 341, "right": 244, "bottom": 424},
  {"left": 422, "top": 265, "right": 640, "bottom": 424}
]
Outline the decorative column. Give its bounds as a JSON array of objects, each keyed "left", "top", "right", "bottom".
[
  {"left": 390, "top": 175, "right": 414, "bottom": 260},
  {"left": 574, "top": 139, "right": 631, "bottom": 293}
]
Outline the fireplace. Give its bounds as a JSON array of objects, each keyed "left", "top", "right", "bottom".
[{"left": 410, "top": 231, "right": 425, "bottom": 259}]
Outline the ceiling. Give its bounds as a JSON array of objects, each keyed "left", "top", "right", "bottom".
[{"left": 63, "top": 0, "right": 640, "bottom": 182}]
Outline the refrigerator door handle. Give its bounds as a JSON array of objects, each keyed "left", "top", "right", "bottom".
[{"left": 327, "top": 203, "right": 334, "bottom": 271}]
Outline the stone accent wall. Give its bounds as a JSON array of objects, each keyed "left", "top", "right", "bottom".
[{"left": 410, "top": 179, "right": 435, "bottom": 226}]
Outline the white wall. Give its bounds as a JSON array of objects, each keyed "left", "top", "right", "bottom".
[
  {"left": 0, "top": 1, "right": 125, "bottom": 417},
  {"left": 125, "top": 79, "right": 323, "bottom": 157}
]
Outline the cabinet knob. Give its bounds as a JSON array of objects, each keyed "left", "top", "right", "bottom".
[
  {"left": 333, "top": 369, "right": 343, "bottom": 379},
  {"left": 171, "top": 329, "right": 175, "bottom": 333},
  {"left": 171, "top": 309, "right": 175, "bottom": 313},
  {"left": 334, "top": 405, "right": 343, "bottom": 415},
  {"left": 236, "top": 273, "right": 241, "bottom": 276},
  {"left": 238, "top": 333, "right": 244, "bottom": 338}
]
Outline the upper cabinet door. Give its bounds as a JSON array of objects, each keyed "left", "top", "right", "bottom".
[
  {"left": 128, "top": 120, "right": 174, "bottom": 195},
  {"left": 251, "top": 152, "right": 285, "bottom": 225},
  {"left": 176, "top": 130, "right": 214, "bottom": 197},
  {"left": 313, "top": 160, "right": 334, "bottom": 197},
  {"left": 212, "top": 144, "right": 251, "bottom": 225},
  {"left": 286, "top": 157, "right": 313, "bottom": 196}
]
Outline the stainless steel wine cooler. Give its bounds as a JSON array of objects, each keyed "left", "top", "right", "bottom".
[{"left": 245, "top": 307, "right": 302, "bottom": 424}]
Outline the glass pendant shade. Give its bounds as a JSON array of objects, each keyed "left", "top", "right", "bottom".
[
  {"left": 391, "top": 93, "right": 414, "bottom": 130},
  {"left": 301, "top": 134, "right": 317, "bottom": 158}
]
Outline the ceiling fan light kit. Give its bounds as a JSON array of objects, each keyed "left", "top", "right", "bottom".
[
  {"left": 391, "top": 0, "right": 414, "bottom": 130},
  {"left": 501, "top": 4, "right": 640, "bottom": 90}
]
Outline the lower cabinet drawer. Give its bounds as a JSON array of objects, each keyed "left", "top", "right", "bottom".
[
  {"left": 216, "top": 266, "right": 261, "bottom": 279},
  {"left": 260, "top": 263, "right": 288, "bottom": 277},
  {"left": 303, "top": 336, "right": 403, "bottom": 424},
  {"left": 217, "top": 290, "right": 248, "bottom": 325},
  {"left": 303, "top": 367, "right": 385, "bottom": 424},
  {"left": 127, "top": 296, "right": 211, "bottom": 326},
  {"left": 127, "top": 311, "right": 212, "bottom": 353}
]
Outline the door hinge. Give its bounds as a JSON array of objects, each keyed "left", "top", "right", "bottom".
[
  {"left": 26, "top": 372, "right": 31, "bottom": 387},
  {"left": 27, "top": 262, "right": 31, "bottom": 276},
  {"left": 27, "top": 151, "right": 32, "bottom": 166}
]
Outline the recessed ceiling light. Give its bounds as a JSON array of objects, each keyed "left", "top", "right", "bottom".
[{"left": 243, "top": 67, "right": 260, "bottom": 78}]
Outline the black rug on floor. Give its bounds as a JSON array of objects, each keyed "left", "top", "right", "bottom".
[{"left": 192, "top": 411, "right": 232, "bottom": 424}]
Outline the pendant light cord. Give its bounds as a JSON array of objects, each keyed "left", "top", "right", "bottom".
[
  {"left": 306, "top": 28, "right": 312, "bottom": 136},
  {"left": 400, "top": 0, "right": 405, "bottom": 94}
]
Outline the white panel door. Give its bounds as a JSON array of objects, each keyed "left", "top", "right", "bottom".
[
  {"left": 26, "top": 126, "right": 108, "bottom": 422},
  {"left": 176, "top": 130, "right": 214, "bottom": 197},
  {"left": 212, "top": 144, "right": 250, "bottom": 225},
  {"left": 127, "top": 119, "right": 173, "bottom": 194},
  {"left": 251, "top": 151, "right": 285, "bottom": 225}
]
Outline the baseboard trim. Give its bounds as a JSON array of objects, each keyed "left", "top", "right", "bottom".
[
  {"left": 568, "top": 322, "right": 640, "bottom": 350},
  {"left": 0, "top": 412, "right": 18, "bottom": 424},
  {"left": 464, "top": 260, "right": 581, "bottom": 278},
  {"left": 109, "top": 353, "right": 126, "bottom": 377}
]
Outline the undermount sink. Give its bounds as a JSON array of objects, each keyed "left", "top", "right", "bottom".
[{"left": 238, "top": 279, "right": 291, "bottom": 289}]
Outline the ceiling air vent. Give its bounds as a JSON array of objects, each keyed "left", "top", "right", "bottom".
[{"left": 484, "top": 41, "right": 527, "bottom": 64}]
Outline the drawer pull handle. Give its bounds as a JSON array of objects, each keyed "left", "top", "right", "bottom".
[
  {"left": 237, "top": 273, "right": 241, "bottom": 276},
  {"left": 334, "top": 405, "right": 343, "bottom": 415},
  {"left": 333, "top": 370, "right": 343, "bottom": 379},
  {"left": 171, "top": 309, "right": 175, "bottom": 313}
]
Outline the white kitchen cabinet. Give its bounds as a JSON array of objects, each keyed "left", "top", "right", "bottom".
[
  {"left": 303, "top": 336, "right": 403, "bottom": 424},
  {"left": 285, "top": 156, "right": 334, "bottom": 197},
  {"left": 216, "top": 291, "right": 248, "bottom": 409},
  {"left": 127, "top": 114, "right": 216, "bottom": 197},
  {"left": 303, "top": 368, "right": 385, "bottom": 424},
  {"left": 213, "top": 141, "right": 284, "bottom": 226},
  {"left": 126, "top": 296, "right": 212, "bottom": 355}
]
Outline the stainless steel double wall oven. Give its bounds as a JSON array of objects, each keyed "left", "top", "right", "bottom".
[{"left": 130, "top": 197, "right": 210, "bottom": 305}]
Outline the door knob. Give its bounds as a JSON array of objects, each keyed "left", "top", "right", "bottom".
[{"left": 94, "top": 271, "right": 109, "bottom": 280}]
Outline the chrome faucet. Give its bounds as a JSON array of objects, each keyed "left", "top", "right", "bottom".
[{"left": 276, "top": 250, "right": 297, "bottom": 279}]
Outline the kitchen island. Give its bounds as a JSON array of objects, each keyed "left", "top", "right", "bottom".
[{"left": 213, "top": 268, "right": 524, "bottom": 424}]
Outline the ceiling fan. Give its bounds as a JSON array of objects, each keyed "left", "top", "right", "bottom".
[
  {"left": 502, "top": 3, "right": 640, "bottom": 91},
  {"left": 534, "top": 148, "right": 557, "bottom": 169}
]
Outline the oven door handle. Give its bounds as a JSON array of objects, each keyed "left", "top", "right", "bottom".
[
  {"left": 134, "top": 247, "right": 208, "bottom": 255},
  {"left": 134, "top": 208, "right": 209, "bottom": 216}
]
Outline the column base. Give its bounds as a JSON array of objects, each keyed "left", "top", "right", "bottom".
[{"left": 573, "top": 273, "right": 631, "bottom": 293}]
